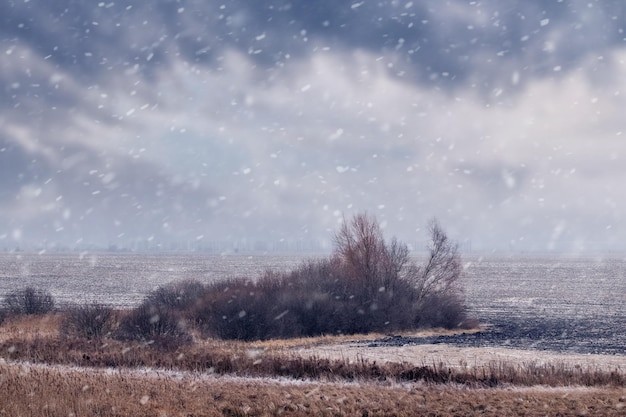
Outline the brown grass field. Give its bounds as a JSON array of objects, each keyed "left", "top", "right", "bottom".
[{"left": 0, "top": 314, "right": 625, "bottom": 416}]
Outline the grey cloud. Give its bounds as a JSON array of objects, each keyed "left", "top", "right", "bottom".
[
  {"left": 0, "top": 140, "right": 52, "bottom": 201},
  {"left": 3, "top": 1, "right": 626, "bottom": 95},
  {"left": 457, "top": 162, "right": 530, "bottom": 201},
  {"left": 0, "top": 137, "right": 221, "bottom": 246}
]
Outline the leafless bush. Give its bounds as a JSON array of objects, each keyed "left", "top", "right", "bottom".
[
  {"left": 3, "top": 287, "right": 55, "bottom": 315},
  {"left": 114, "top": 302, "right": 191, "bottom": 349},
  {"left": 60, "top": 303, "right": 114, "bottom": 340},
  {"left": 144, "top": 279, "right": 206, "bottom": 312},
  {"left": 193, "top": 278, "right": 278, "bottom": 341},
  {"left": 196, "top": 269, "right": 352, "bottom": 340},
  {"left": 413, "top": 292, "right": 466, "bottom": 329}
]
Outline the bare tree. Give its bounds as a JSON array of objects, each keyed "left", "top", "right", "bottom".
[
  {"left": 334, "top": 213, "right": 391, "bottom": 298},
  {"left": 335, "top": 213, "right": 378, "bottom": 290},
  {"left": 333, "top": 213, "right": 411, "bottom": 300},
  {"left": 408, "top": 219, "right": 462, "bottom": 304},
  {"left": 333, "top": 213, "right": 466, "bottom": 328}
]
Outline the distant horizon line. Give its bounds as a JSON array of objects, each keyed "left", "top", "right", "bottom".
[{"left": 2, "top": 243, "right": 625, "bottom": 257}]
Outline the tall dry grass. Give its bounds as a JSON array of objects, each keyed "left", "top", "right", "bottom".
[
  {"left": 0, "top": 313, "right": 624, "bottom": 388},
  {"left": 1, "top": 361, "right": 625, "bottom": 417},
  {"left": 0, "top": 312, "right": 63, "bottom": 342},
  {"left": 0, "top": 312, "right": 626, "bottom": 387},
  {"left": 1, "top": 313, "right": 625, "bottom": 415},
  {"left": 1, "top": 334, "right": 624, "bottom": 388}
]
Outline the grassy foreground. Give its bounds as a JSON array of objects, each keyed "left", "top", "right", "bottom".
[
  {"left": 2, "top": 362, "right": 625, "bottom": 417},
  {"left": 0, "top": 314, "right": 625, "bottom": 416}
]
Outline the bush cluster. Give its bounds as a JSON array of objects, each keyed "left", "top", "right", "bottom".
[
  {"left": 114, "top": 302, "right": 192, "bottom": 349},
  {"left": 190, "top": 213, "right": 468, "bottom": 340},
  {"left": 1, "top": 213, "right": 469, "bottom": 345},
  {"left": 193, "top": 263, "right": 464, "bottom": 340},
  {"left": 108, "top": 280, "right": 204, "bottom": 349},
  {"left": 192, "top": 262, "right": 419, "bottom": 340}
]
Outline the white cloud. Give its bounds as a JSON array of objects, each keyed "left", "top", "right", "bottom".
[{"left": 100, "top": 45, "right": 624, "bottom": 249}]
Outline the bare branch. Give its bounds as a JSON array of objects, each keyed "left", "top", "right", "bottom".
[{"left": 408, "top": 218, "right": 462, "bottom": 304}]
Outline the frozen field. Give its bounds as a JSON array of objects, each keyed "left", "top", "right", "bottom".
[
  {"left": 0, "top": 252, "right": 305, "bottom": 308},
  {"left": 459, "top": 256, "right": 625, "bottom": 355},
  {"left": 0, "top": 252, "right": 624, "bottom": 356}
]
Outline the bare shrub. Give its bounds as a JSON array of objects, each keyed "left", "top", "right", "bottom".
[
  {"left": 194, "top": 278, "right": 275, "bottom": 341},
  {"left": 60, "top": 303, "right": 114, "bottom": 340},
  {"left": 3, "top": 287, "right": 55, "bottom": 315},
  {"left": 414, "top": 293, "right": 466, "bottom": 329},
  {"left": 195, "top": 270, "right": 348, "bottom": 340},
  {"left": 144, "top": 279, "right": 206, "bottom": 312},
  {"left": 114, "top": 303, "right": 191, "bottom": 349}
]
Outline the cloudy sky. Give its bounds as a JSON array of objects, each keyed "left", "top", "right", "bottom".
[{"left": 1, "top": 0, "right": 626, "bottom": 253}]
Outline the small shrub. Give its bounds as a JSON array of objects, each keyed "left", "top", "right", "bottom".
[
  {"left": 415, "top": 293, "right": 467, "bottom": 329},
  {"left": 114, "top": 302, "right": 191, "bottom": 349},
  {"left": 60, "top": 303, "right": 114, "bottom": 339},
  {"left": 3, "top": 287, "right": 55, "bottom": 315},
  {"left": 194, "top": 278, "right": 268, "bottom": 341},
  {"left": 144, "top": 279, "right": 206, "bottom": 312}
]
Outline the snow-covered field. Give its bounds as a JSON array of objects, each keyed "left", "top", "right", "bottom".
[{"left": 0, "top": 253, "right": 624, "bottom": 357}]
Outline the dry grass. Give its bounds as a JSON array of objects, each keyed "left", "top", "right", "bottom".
[
  {"left": 293, "top": 339, "right": 626, "bottom": 374},
  {"left": 245, "top": 326, "right": 486, "bottom": 351},
  {"left": 2, "top": 334, "right": 624, "bottom": 388},
  {"left": 0, "top": 313, "right": 625, "bottom": 416},
  {"left": 1, "top": 361, "right": 625, "bottom": 417},
  {"left": 0, "top": 312, "right": 63, "bottom": 342}
]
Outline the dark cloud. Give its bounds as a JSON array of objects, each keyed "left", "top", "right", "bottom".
[{"left": 3, "top": 1, "right": 626, "bottom": 92}]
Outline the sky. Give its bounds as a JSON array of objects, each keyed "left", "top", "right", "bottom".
[{"left": 1, "top": 0, "right": 626, "bottom": 253}]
